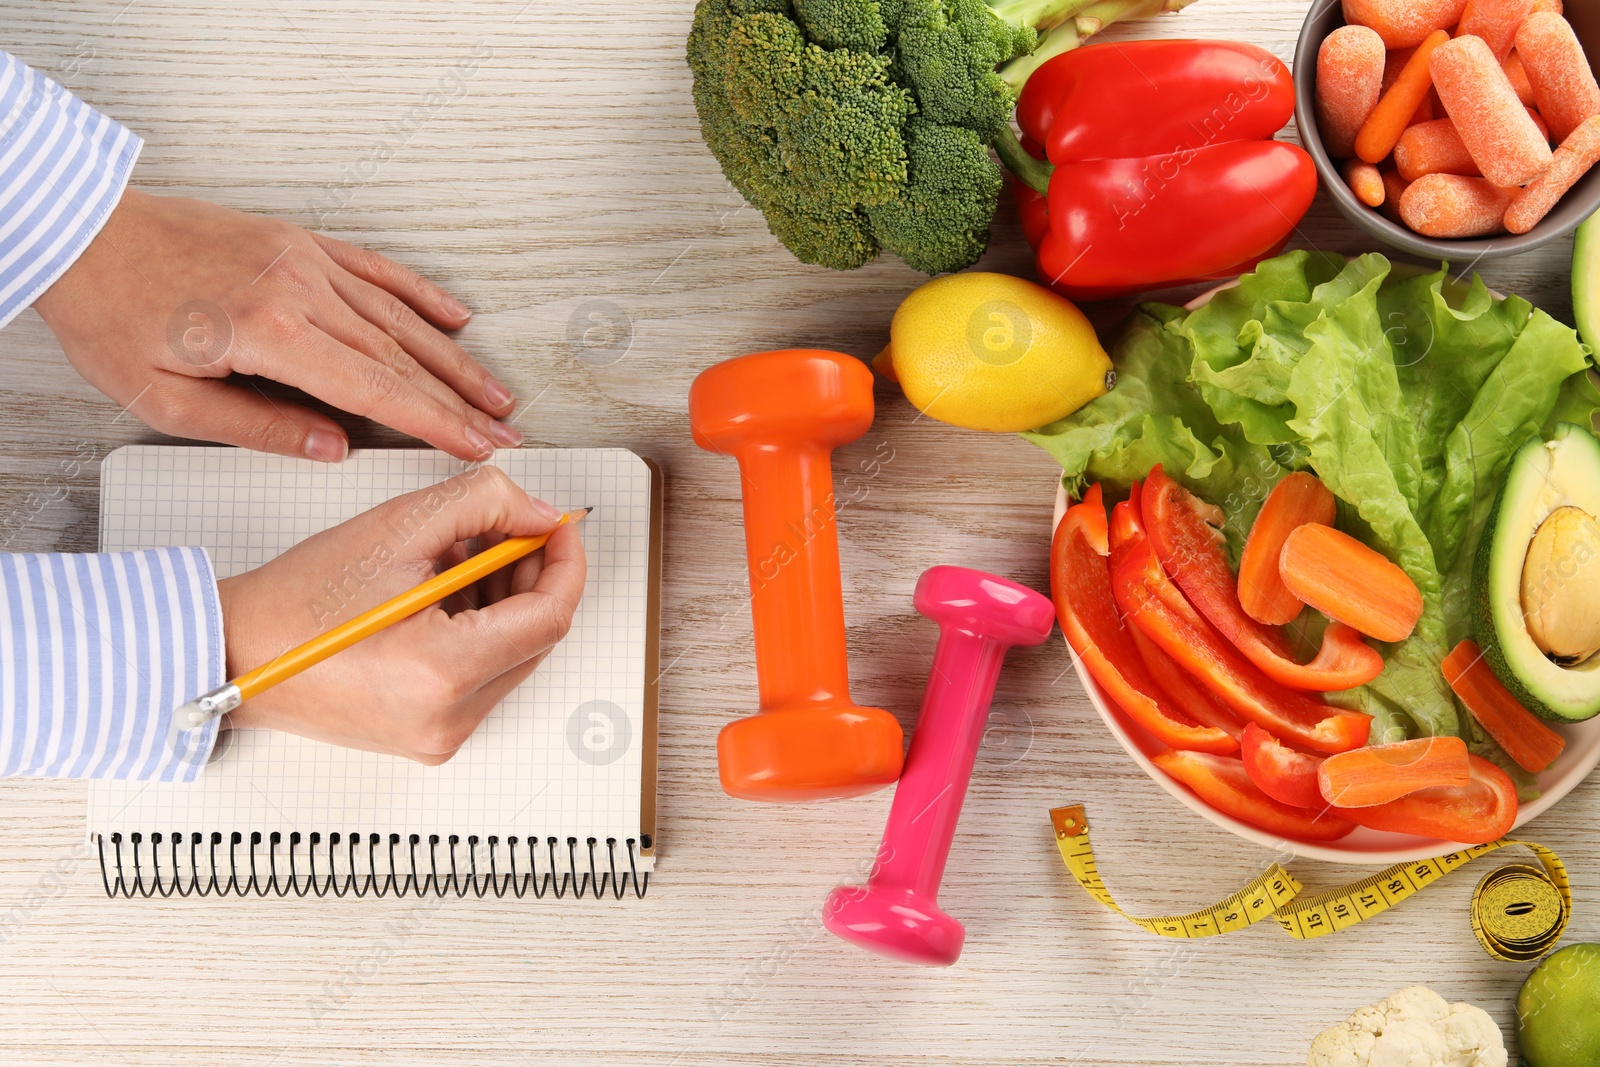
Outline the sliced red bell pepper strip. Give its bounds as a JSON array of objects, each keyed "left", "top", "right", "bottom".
[
  {"left": 1342, "top": 754, "right": 1518, "bottom": 845},
  {"left": 1240, "top": 722, "right": 1325, "bottom": 808},
  {"left": 1052, "top": 485, "right": 1237, "bottom": 755},
  {"left": 1112, "top": 485, "right": 1245, "bottom": 742},
  {"left": 1442, "top": 639, "right": 1567, "bottom": 774},
  {"left": 1109, "top": 529, "right": 1372, "bottom": 754},
  {"left": 1129, "top": 626, "right": 1245, "bottom": 742},
  {"left": 1141, "top": 467, "right": 1384, "bottom": 692},
  {"left": 1153, "top": 749, "right": 1355, "bottom": 843}
]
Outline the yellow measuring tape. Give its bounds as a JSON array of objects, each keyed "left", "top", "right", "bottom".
[{"left": 1051, "top": 804, "right": 1571, "bottom": 962}]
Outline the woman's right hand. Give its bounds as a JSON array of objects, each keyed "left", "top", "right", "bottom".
[{"left": 216, "top": 467, "right": 586, "bottom": 763}]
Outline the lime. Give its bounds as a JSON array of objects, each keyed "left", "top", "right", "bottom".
[
  {"left": 1518, "top": 943, "right": 1600, "bottom": 1067},
  {"left": 874, "top": 272, "right": 1113, "bottom": 433}
]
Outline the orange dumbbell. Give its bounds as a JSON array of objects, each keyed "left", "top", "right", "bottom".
[{"left": 689, "top": 349, "right": 905, "bottom": 802}]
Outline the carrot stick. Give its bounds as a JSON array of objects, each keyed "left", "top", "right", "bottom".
[
  {"left": 1238, "top": 473, "right": 1337, "bottom": 626},
  {"left": 1443, "top": 639, "right": 1567, "bottom": 773},
  {"left": 1318, "top": 735, "right": 1471, "bottom": 807},
  {"left": 1278, "top": 523, "right": 1424, "bottom": 642},
  {"left": 1357, "top": 30, "right": 1451, "bottom": 163}
]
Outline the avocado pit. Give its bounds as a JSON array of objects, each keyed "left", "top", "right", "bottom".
[{"left": 1521, "top": 505, "right": 1600, "bottom": 666}]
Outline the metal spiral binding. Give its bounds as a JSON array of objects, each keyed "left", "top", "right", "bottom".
[{"left": 96, "top": 831, "right": 649, "bottom": 899}]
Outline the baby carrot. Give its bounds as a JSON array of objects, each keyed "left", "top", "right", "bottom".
[
  {"left": 1318, "top": 25, "right": 1388, "bottom": 158},
  {"left": 1394, "top": 117, "right": 1482, "bottom": 180},
  {"left": 1506, "top": 114, "right": 1600, "bottom": 232},
  {"left": 1431, "top": 34, "right": 1554, "bottom": 185},
  {"left": 1319, "top": 736, "right": 1471, "bottom": 807},
  {"left": 1379, "top": 168, "right": 1411, "bottom": 221},
  {"left": 1344, "top": 158, "right": 1387, "bottom": 205},
  {"left": 1357, "top": 30, "right": 1451, "bottom": 163},
  {"left": 1505, "top": 50, "right": 1536, "bottom": 104},
  {"left": 1279, "top": 523, "right": 1424, "bottom": 642},
  {"left": 1528, "top": 105, "right": 1551, "bottom": 142},
  {"left": 1400, "top": 173, "right": 1516, "bottom": 236},
  {"left": 1458, "top": 0, "right": 1537, "bottom": 62},
  {"left": 1382, "top": 46, "right": 1414, "bottom": 93},
  {"left": 1344, "top": 0, "right": 1468, "bottom": 49},
  {"left": 1443, "top": 639, "right": 1566, "bottom": 773},
  {"left": 1517, "top": 11, "right": 1600, "bottom": 142},
  {"left": 1238, "top": 473, "right": 1337, "bottom": 626}
]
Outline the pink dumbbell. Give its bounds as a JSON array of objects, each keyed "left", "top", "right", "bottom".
[{"left": 823, "top": 565, "right": 1054, "bottom": 966}]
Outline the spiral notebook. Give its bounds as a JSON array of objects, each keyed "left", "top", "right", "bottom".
[{"left": 88, "top": 446, "right": 660, "bottom": 899}]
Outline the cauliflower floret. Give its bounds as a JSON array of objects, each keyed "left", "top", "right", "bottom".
[{"left": 1306, "top": 986, "right": 1507, "bottom": 1067}]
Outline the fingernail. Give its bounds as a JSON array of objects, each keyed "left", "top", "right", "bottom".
[
  {"left": 465, "top": 424, "right": 494, "bottom": 457},
  {"left": 303, "top": 430, "right": 348, "bottom": 463},
  {"left": 488, "top": 419, "right": 522, "bottom": 447},
  {"left": 443, "top": 294, "right": 472, "bottom": 320},
  {"left": 528, "top": 496, "right": 562, "bottom": 522},
  {"left": 484, "top": 377, "right": 513, "bottom": 408}
]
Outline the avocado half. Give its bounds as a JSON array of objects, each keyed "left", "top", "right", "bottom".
[
  {"left": 1474, "top": 423, "right": 1600, "bottom": 722},
  {"left": 1575, "top": 214, "right": 1600, "bottom": 353}
]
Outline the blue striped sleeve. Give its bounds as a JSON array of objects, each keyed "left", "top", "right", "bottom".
[
  {"left": 0, "top": 50, "right": 141, "bottom": 329},
  {"left": 0, "top": 548, "right": 222, "bottom": 781}
]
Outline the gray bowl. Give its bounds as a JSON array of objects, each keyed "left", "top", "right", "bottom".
[{"left": 1294, "top": 0, "right": 1600, "bottom": 259}]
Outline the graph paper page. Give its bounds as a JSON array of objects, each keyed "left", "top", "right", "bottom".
[{"left": 87, "top": 447, "right": 651, "bottom": 857}]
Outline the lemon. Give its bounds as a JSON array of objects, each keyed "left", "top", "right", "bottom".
[{"left": 874, "top": 272, "right": 1113, "bottom": 432}]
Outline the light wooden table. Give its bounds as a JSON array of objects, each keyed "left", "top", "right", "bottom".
[{"left": 2, "top": 2, "right": 1595, "bottom": 1064}]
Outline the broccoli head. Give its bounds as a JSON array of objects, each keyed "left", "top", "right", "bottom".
[
  {"left": 688, "top": 0, "right": 1049, "bottom": 274},
  {"left": 688, "top": 0, "right": 1183, "bottom": 273}
]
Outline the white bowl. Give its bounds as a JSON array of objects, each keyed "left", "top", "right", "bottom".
[
  {"left": 1050, "top": 485, "right": 1600, "bottom": 864},
  {"left": 1047, "top": 273, "right": 1600, "bottom": 863}
]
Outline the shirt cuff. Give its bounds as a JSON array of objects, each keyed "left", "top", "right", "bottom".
[
  {"left": 0, "top": 548, "right": 224, "bottom": 781},
  {"left": 0, "top": 50, "right": 142, "bottom": 329}
]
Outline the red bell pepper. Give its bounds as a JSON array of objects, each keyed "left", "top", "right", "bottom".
[
  {"left": 1141, "top": 467, "right": 1384, "bottom": 692},
  {"left": 1240, "top": 722, "right": 1325, "bottom": 809},
  {"left": 1153, "top": 749, "right": 1355, "bottom": 843},
  {"left": 1015, "top": 40, "right": 1297, "bottom": 165},
  {"left": 1111, "top": 487, "right": 1245, "bottom": 741},
  {"left": 1109, "top": 526, "right": 1372, "bottom": 754},
  {"left": 1342, "top": 754, "right": 1518, "bottom": 845},
  {"left": 998, "top": 40, "right": 1316, "bottom": 301},
  {"left": 1051, "top": 485, "right": 1237, "bottom": 755}
]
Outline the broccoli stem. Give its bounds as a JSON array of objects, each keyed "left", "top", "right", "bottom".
[
  {"left": 991, "top": 123, "right": 1054, "bottom": 196},
  {"left": 996, "top": 0, "right": 1202, "bottom": 91}
]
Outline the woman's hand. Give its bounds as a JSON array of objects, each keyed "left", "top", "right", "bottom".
[
  {"left": 33, "top": 188, "right": 522, "bottom": 462},
  {"left": 216, "top": 467, "right": 585, "bottom": 763}
]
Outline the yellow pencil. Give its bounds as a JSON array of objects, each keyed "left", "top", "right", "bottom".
[{"left": 177, "top": 507, "right": 591, "bottom": 729}]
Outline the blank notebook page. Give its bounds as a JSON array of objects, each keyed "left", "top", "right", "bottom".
[{"left": 88, "top": 446, "right": 652, "bottom": 866}]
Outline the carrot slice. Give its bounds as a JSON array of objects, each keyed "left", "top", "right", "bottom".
[
  {"left": 1356, "top": 29, "right": 1452, "bottom": 163},
  {"left": 1318, "top": 735, "right": 1471, "bottom": 807},
  {"left": 1239, "top": 472, "right": 1337, "bottom": 625},
  {"left": 1443, "top": 639, "right": 1567, "bottom": 773},
  {"left": 1278, "top": 524, "right": 1423, "bottom": 642}
]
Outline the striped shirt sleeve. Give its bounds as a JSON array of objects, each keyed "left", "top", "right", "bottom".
[
  {"left": 0, "top": 548, "right": 223, "bottom": 781},
  {"left": 0, "top": 50, "right": 142, "bottom": 329}
]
